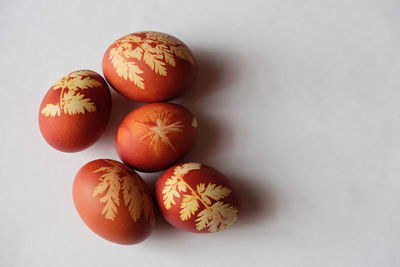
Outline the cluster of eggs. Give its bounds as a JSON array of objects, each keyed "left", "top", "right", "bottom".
[{"left": 39, "top": 31, "right": 240, "bottom": 245}]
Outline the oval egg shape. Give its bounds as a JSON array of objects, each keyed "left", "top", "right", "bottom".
[
  {"left": 155, "top": 163, "right": 240, "bottom": 233},
  {"left": 39, "top": 70, "right": 111, "bottom": 152},
  {"left": 115, "top": 103, "right": 198, "bottom": 172},
  {"left": 102, "top": 31, "right": 197, "bottom": 102},
  {"left": 73, "top": 159, "right": 156, "bottom": 245}
]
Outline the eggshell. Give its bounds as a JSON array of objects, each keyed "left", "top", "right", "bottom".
[
  {"left": 102, "top": 31, "right": 197, "bottom": 102},
  {"left": 39, "top": 70, "right": 111, "bottom": 152},
  {"left": 155, "top": 163, "right": 240, "bottom": 233},
  {"left": 73, "top": 159, "right": 155, "bottom": 245},
  {"left": 115, "top": 103, "right": 198, "bottom": 172}
]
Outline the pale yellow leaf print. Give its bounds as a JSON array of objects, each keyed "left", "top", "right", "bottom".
[
  {"left": 93, "top": 167, "right": 121, "bottom": 221},
  {"left": 137, "top": 120, "right": 183, "bottom": 151},
  {"left": 120, "top": 42, "right": 132, "bottom": 50},
  {"left": 109, "top": 32, "right": 194, "bottom": 87},
  {"left": 92, "top": 167, "right": 112, "bottom": 198},
  {"left": 127, "top": 63, "right": 145, "bottom": 89},
  {"left": 162, "top": 163, "right": 201, "bottom": 209},
  {"left": 62, "top": 91, "right": 96, "bottom": 115},
  {"left": 92, "top": 180, "right": 108, "bottom": 197},
  {"left": 110, "top": 46, "right": 128, "bottom": 78},
  {"left": 121, "top": 175, "right": 143, "bottom": 222},
  {"left": 180, "top": 194, "right": 199, "bottom": 221},
  {"left": 69, "top": 70, "right": 96, "bottom": 78},
  {"left": 43, "top": 70, "right": 100, "bottom": 117},
  {"left": 66, "top": 76, "right": 102, "bottom": 91},
  {"left": 165, "top": 176, "right": 178, "bottom": 186},
  {"left": 136, "top": 112, "right": 184, "bottom": 152},
  {"left": 195, "top": 209, "right": 211, "bottom": 231},
  {"left": 169, "top": 45, "right": 195, "bottom": 65},
  {"left": 195, "top": 202, "right": 238, "bottom": 233},
  {"left": 162, "top": 163, "right": 238, "bottom": 232},
  {"left": 41, "top": 103, "right": 61, "bottom": 117},
  {"left": 197, "top": 183, "right": 205, "bottom": 195},
  {"left": 53, "top": 77, "right": 68, "bottom": 90},
  {"left": 161, "top": 45, "right": 175, "bottom": 67},
  {"left": 146, "top": 31, "right": 194, "bottom": 65},
  {"left": 110, "top": 46, "right": 145, "bottom": 89},
  {"left": 174, "top": 163, "right": 202, "bottom": 177},
  {"left": 162, "top": 184, "right": 180, "bottom": 210},
  {"left": 145, "top": 32, "right": 176, "bottom": 45},
  {"left": 124, "top": 46, "right": 143, "bottom": 60},
  {"left": 207, "top": 202, "right": 238, "bottom": 233},
  {"left": 144, "top": 32, "right": 160, "bottom": 41},
  {"left": 196, "top": 184, "right": 210, "bottom": 205},
  {"left": 142, "top": 50, "right": 167, "bottom": 76},
  {"left": 192, "top": 183, "right": 238, "bottom": 232},
  {"left": 93, "top": 161, "right": 155, "bottom": 224},
  {"left": 162, "top": 173, "right": 185, "bottom": 209},
  {"left": 198, "top": 183, "right": 231, "bottom": 205},
  {"left": 52, "top": 70, "right": 100, "bottom": 91},
  {"left": 177, "top": 181, "right": 187, "bottom": 192},
  {"left": 141, "top": 42, "right": 162, "bottom": 54},
  {"left": 110, "top": 46, "right": 123, "bottom": 64},
  {"left": 93, "top": 166, "right": 111, "bottom": 173},
  {"left": 124, "top": 34, "right": 142, "bottom": 43}
]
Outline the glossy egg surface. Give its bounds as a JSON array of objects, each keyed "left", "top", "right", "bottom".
[
  {"left": 155, "top": 163, "right": 240, "bottom": 233},
  {"left": 102, "top": 31, "right": 197, "bottom": 102},
  {"left": 115, "top": 103, "right": 198, "bottom": 172},
  {"left": 39, "top": 70, "right": 111, "bottom": 152},
  {"left": 73, "top": 159, "right": 155, "bottom": 244}
]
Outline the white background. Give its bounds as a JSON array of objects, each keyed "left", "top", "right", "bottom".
[{"left": 1, "top": 0, "right": 399, "bottom": 266}]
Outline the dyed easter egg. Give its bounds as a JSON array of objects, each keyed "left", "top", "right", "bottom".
[
  {"left": 102, "top": 31, "right": 197, "bottom": 102},
  {"left": 155, "top": 163, "right": 240, "bottom": 233},
  {"left": 73, "top": 159, "right": 155, "bottom": 245},
  {"left": 38, "top": 70, "right": 111, "bottom": 152},
  {"left": 115, "top": 103, "right": 198, "bottom": 172}
]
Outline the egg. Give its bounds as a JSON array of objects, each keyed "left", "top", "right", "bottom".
[
  {"left": 115, "top": 103, "right": 198, "bottom": 172},
  {"left": 155, "top": 163, "right": 240, "bottom": 233},
  {"left": 73, "top": 159, "right": 155, "bottom": 245},
  {"left": 38, "top": 70, "right": 111, "bottom": 152},
  {"left": 102, "top": 31, "right": 197, "bottom": 102}
]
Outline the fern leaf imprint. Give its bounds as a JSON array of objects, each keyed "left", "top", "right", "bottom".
[{"left": 162, "top": 163, "right": 238, "bottom": 232}]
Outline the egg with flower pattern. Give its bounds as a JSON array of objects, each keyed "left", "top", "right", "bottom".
[
  {"left": 38, "top": 70, "right": 111, "bottom": 152},
  {"left": 102, "top": 31, "right": 197, "bottom": 102},
  {"left": 73, "top": 159, "right": 156, "bottom": 245},
  {"left": 155, "top": 163, "right": 240, "bottom": 233},
  {"left": 115, "top": 103, "right": 198, "bottom": 172}
]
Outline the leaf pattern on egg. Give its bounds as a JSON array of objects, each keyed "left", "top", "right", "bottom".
[
  {"left": 135, "top": 111, "right": 185, "bottom": 153},
  {"left": 162, "top": 163, "right": 239, "bottom": 233},
  {"left": 109, "top": 32, "right": 195, "bottom": 89},
  {"left": 41, "top": 70, "right": 100, "bottom": 117},
  {"left": 92, "top": 160, "right": 155, "bottom": 227}
]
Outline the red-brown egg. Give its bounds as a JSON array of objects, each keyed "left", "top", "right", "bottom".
[
  {"left": 155, "top": 163, "right": 240, "bottom": 233},
  {"left": 102, "top": 31, "right": 197, "bottom": 102},
  {"left": 73, "top": 159, "right": 155, "bottom": 245},
  {"left": 38, "top": 70, "right": 111, "bottom": 152},
  {"left": 115, "top": 103, "right": 198, "bottom": 172}
]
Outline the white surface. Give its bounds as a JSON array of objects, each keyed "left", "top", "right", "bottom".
[{"left": 1, "top": 0, "right": 399, "bottom": 266}]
